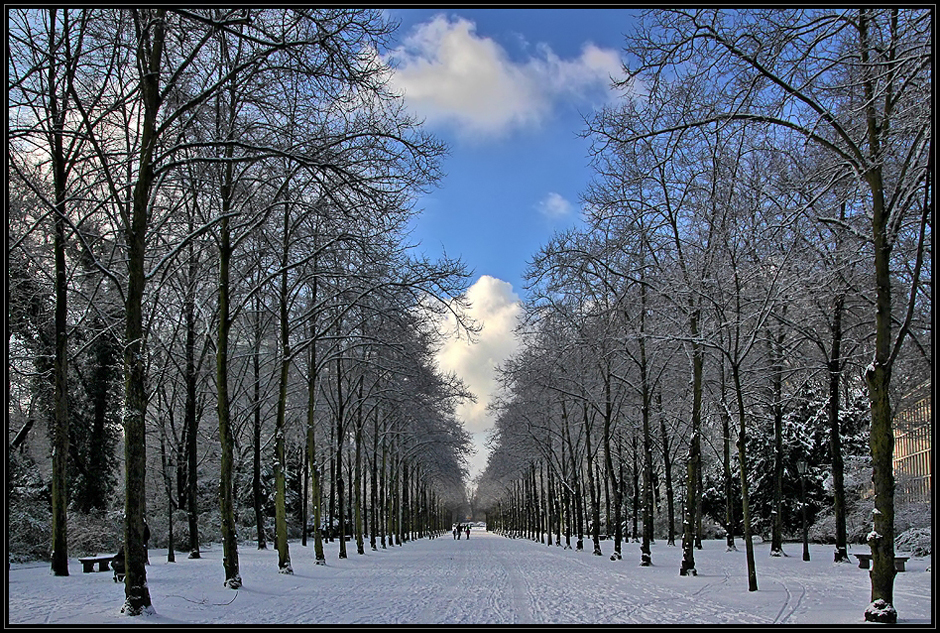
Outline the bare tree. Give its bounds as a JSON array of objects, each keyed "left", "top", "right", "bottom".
[
  {"left": 8, "top": 7, "right": 104, "bottom": 578},
  {"left": 609, "top": 9, "right": 931, "bottom": 619}
]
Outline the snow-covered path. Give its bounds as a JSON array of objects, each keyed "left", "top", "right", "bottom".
[{"left": 7, "top": 530, "right": 933, "bottom": 625}]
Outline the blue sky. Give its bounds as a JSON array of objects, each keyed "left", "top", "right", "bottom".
[
  {"left": 386, "top": 8, "right": 636, "bottom": 294},
  {"left": 379, "top": 8, "right": 638, "bottom": 481}
]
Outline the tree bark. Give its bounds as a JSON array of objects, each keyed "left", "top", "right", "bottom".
[
  {"left": 370, "top": 408, "right": 379, "bottom": 551},
  {"left": 721, "top": 404, "right": 736, "bottom": 551},
  {"left": 184, "top": 242, "right": 201, "bottom": 559},
  {"left": 859, "top": 10, "right": 898, "bottom": 622},
  {"left": 732, "top": 363, "right": 758, "bottom": 591},
  {"left": 680, "top": 307, "right": 703, "bottom": 575},
  {"left": 306, "top": 313, "right": 326, "bottom": 564},
  {"left": 252, "top": 294, "right": 266, "bottom": 550},
  {"left": 583, "top": 404, "right": 602, "bottom": 556},
  {"left": 217, "top": 213, "right": 241, "bottom": 588},
  {"left": 769, "top": 324, "right": 786, "bottom": 557},
  {"left": 335, "top": 343, "right": 347, "bottom": 558},
  {"left": 639, "top": 286, "right": 654, "bottom": 565},
  {"left": 121, "top": 8, "right": 167, "bottom": 613},
  {"left": 561, "top": 400, "right": 583, "bottom": 551},
  {"left": 602, "top": 375, "right": 623, "bottom": 560},
  {"left": 354, "top": 377, "right": 365, "bottom": 555},
  {"left": 829, "top": 296, "right": 848, "bottom": 562},
  {"left": 380, "top": 433, "right": 388, "bottom": 549},
  {"left": 659, "top": 410, "right": 676, "bottom": 547},
  {"left": 48, "top": 7, "right": 70, "bottom": 575},
  {"left": 273, "top": 212, "right": 292, "bottom": 573}
]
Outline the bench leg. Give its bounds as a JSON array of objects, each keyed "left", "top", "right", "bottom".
[
  {"left": 98, "top": 560, "right": 110, "bottom": 572},
  {"left": 81, "top": 563, "right": 94, "bottom": 573}
]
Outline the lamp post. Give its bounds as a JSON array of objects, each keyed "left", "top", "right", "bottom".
[{"left": 796, "top": 460, "right": 810, "bottom": 561}]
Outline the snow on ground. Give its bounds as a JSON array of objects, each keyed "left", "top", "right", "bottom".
[{"left": 7, "top": 529, "right": 933, "bottom": 625}]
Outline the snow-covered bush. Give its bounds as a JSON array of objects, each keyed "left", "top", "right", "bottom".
[
  {"left": 162, "top": 507, "right": 222, "bottom": 549},
  {"left": 67, "top": 509, "right": 124, "bottom": 556},
  {"left": 894, "top": 501, "right": 931, "bottom": 533},
  {"left": 808, "top": 453, "right": 875, "bottom": 544},
  {"left": 895, "top": 527, "right": 931, "bottom": 557},
  {"left": 7, "top": 498, "right": 51, "bottom": 564},
  {"left": 808, "top": 494, "right": 875, "bottom": 545},
  {"left": 7, "top": 452, "right": 52, "bottom": 563},
  {"left": 144, "top": 509, "right": 208, "bottom": 552}
]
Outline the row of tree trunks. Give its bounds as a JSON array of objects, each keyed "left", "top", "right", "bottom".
[{"left": 490, "top": 430, "right": 676, "bottom": 559}]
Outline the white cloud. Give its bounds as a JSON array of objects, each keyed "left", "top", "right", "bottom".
[
  {"left": 385, "top": 14, "right": 623, "bottom": 138},
  {"left": 537, "top": 192, "right": 573, "bottom": 219},
  {"left": 434, "top": 275, "right": 521, "bottom": 477}
]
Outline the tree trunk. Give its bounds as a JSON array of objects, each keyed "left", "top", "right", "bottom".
[
  {"left": 184, "top": 247, "right": 201, "bottom": 559},
  {"left": 166, "top": 489, "right": 175, "bottom": 563},
  {"left": 732, "top": 363, "right": 758, "bottom": 592},
  {"left": 603, "top": 460, "right": 611, "bottom": 543},
  {"left": 252, "top": 295, "right": 266, "bottom": 551},
  {"left": 660, "top": 411, "right": 676, "bottom": 547},
  {"left": 380, "top": 434, "right": 388, "bottom": 549},
  {"left": 217, "top": 215, "right": 241, "bottom": 589},
  {"left": 863, "top": 168, "right": 898, "bottom": 621},
  {"left": 561, "top": 400, "right": 583, "bottom": 551},
  {"left": 391, "top": 446, "right": 398, "bottom": 545},
  {"left": 121, "top": 9, "right": 167, "bottom": 613},
  {"left": 549, "top": 466, "right": 560, "bottom": 546},
  {"left": 49, "top": 52, "right": 70, "bottom": 577},
  {"left": 561, "top": 438, "right": 571, "bottom": 549},
  {"left": 273, "top": 197, "right": 293, "bottom": 573},
  {"left": 602, "top": 376, "right": 623, "bottom": 560},
  {"left": 273, "top": 262, "right": 292, "bottom": 572},
  {"left": 680, "top": 309, "right": 703, "bottom": 576},
  {"left": 721, "top": 405, "right": 737, "bottom": 551},
  {"left": 829, "top": 296, "right": 848, "bottom": 562},
  {"left": 539, "top": 462, "right": 547, "bottom": 544},
  {"left": 859, "top": 10, "right": 899, "bottom": 620},
  {"left": 584, "top": 404, "right": 602, "bottom": 556},
  {"left": 769, "top": 324, "right": 785, "bottom": 557},
  {"left": 306, "top": 326, "right": 325, "bottom": 564},
  {"left": 354, "top": 378, "right": 364, "bottom": 556},
  {"left": 335, "top": 349, "right": 347, "bottom": 559},
  {"left": 641, "top": 410, "right": 654, "bottom": 565},
  {"left": 632, "top": 435, "right": 640, "bottom": 544},
  {"left": 370, "top": 409, "right": 379, "bottom": 551},
  {"left": 329, "top": 421, "right": 335, "bottom": 543},
  {"left": 401, "top": 459, "right": 409, "bottom": 544},
  {"left": 695, "top": 466, "right": 704, "bottom": 550},
  {"left": 159, "top": 430, "right": 176, "bottom": 563},
  {"left": 639, "top": 293, "right": 654, "bottom": 565}
]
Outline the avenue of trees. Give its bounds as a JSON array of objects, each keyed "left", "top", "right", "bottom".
[
  {"left": 475, "top": 8, "right": 931, "bottom": 625},
  {"left": 8, "top": 9, "right": 476, "bottom": 616}
]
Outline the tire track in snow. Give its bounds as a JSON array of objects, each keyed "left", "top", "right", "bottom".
[
  {"left": 502, "top": 553, "right": 536, "bottom": 624},
  {"left": 772, "top": 579, "right": 792, "bottom": 624},
  {"left": 772, "top": 579, "right": 805, "bottom": 624}
]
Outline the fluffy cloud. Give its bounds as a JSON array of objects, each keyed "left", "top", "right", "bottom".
[
  {"left": 436, "top": 275, "right": 521, "bottom": 434},
  {"left": 434, "top": 275, "right": 522, "bottom": 477},
  {"left": 537, "top": 192, "right": 574, "bottom": 219},
  {"left": 385, "top": 14, "right": 623, "bottom": 137}
]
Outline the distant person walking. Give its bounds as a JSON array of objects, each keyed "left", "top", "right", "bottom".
[
  {"left": 453, "top": 526, "right": 458, "bottom": 540},
  {"left": 466, "top": 525, "right": 471, "bottom": 540}
]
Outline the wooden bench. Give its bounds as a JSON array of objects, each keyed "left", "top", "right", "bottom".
[
  {"left": 78, "top": 554, "right": 115, "bottom": 573},
  {"left": 853, "top": 553, "right": 910, "bottom": 572}
]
